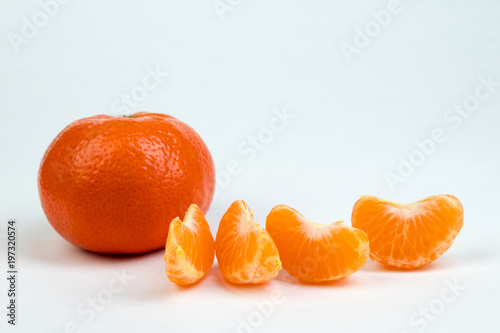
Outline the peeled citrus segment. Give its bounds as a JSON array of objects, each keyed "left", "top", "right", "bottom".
[
  {"left": 215, "top": 200, "right": 281, "bottom": 284},
  {"left": 266, "top": 205, "right": 369, "bottom": 284},
  {"left": 164, "top": 204, "right": 215, "bottom": 285},
  {"left": 351, "top": 194, "right": 464, "bottom": 269}
]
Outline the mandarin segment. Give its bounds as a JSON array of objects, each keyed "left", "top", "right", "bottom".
[
  {"left": 164, "top": 204, "right": 215, "bottom": 285},
  {"left": 266, "top": 205, "right": 369, "bottom": 283},
  {"left": 351, "top": 195, "right": 464, "bottom": 269},
  {"left": 215, "top": 200, "right": 281, "bottom": 284}
]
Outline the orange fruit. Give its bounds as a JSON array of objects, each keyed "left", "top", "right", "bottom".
[
  {"left": 266, "top": 205, "right": 369, "bottom": 283},
  {"left": 164, "top": 204, "right": 215, "bottom": 285},
  {"left": 38, "top": 112, "right": 215, "bottom": 254},
  {"left": 351, "top": 195, "right": 464, "bottom": 269},
  {"left": 215, "top": 200, "right": 281, "bottom": 284}
]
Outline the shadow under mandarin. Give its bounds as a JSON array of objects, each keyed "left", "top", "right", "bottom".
[{"left": 22, "top": 218, "right": 162, "bottom": 267}]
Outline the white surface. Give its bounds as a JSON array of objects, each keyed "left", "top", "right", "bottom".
[{"left": 1, "top": 0, "right": 500, "bottom": 332}]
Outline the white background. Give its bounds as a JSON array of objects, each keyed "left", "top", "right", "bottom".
[{"left": 1, "top": 0, "right": 500, "bottom": 332}]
